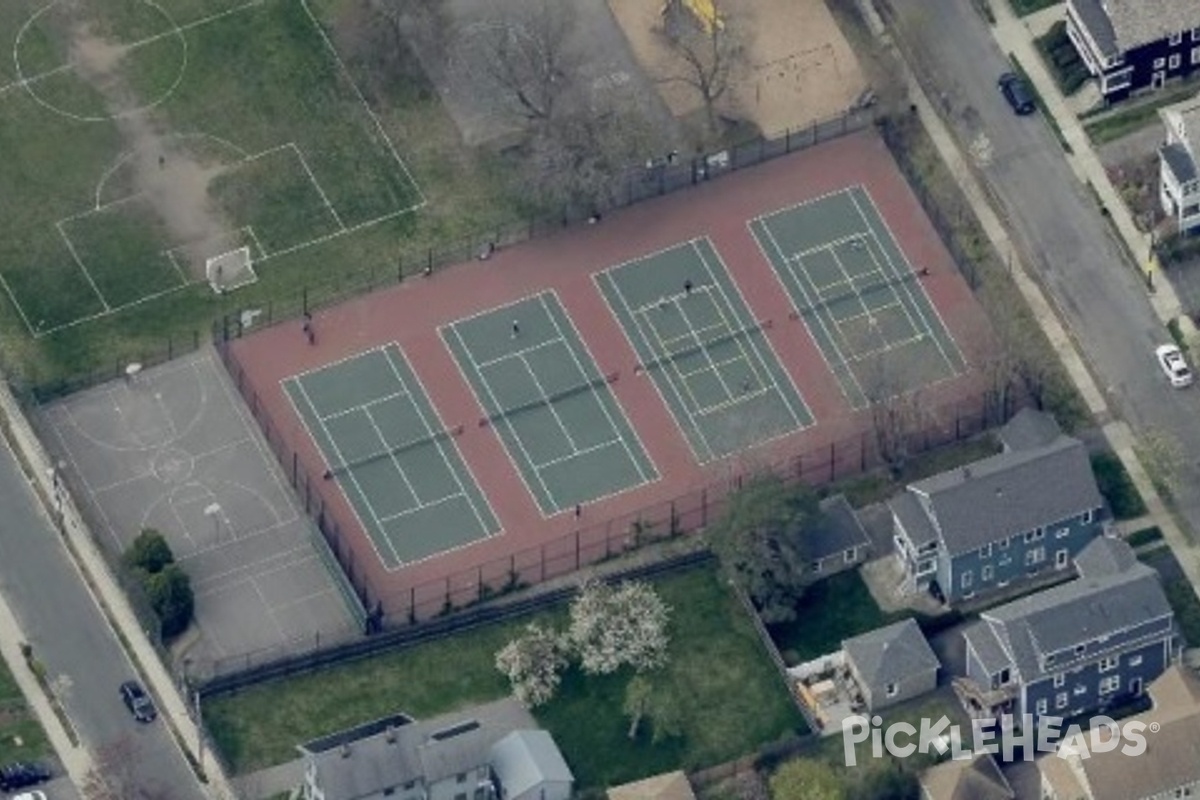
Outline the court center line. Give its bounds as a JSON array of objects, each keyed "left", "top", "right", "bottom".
[
  {"left": 682, "top": 253, "right": 770, "bottom": 397},
  {"left": 380, "top": 345, "right": 498, "bottom": 537},
  {"left": 474, "top": 336, "right": 561, "bottom": 370},
  {"left": 318, "top": 388, "right": 409, "bottom": 422},
  {"left": 848, "top": 235, "right": 926, "bottom": 350},
  {"left": 517, "top": 352, "right": 581, "bottom": 452},
  {"left": 533, "top": 438, "right": 624, "bottom": 471},
  {"left": 641, "top": 306, "right": 710, "bottom": 414},
  {"left": 377, "top": 491, "right": 468, "bottom": 524},
  {"left": 538, "top": 292, "right": 655, "bottom": 484},
  {"left": 827, "top": 243, "right": 889, "bottom": 354},
  {"left": 362, "top": 404, "right": 422, "bottom": 507}
]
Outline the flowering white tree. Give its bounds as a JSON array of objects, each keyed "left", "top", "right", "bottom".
[
  {"left": 569, "top": 579, "right": 671, "bottom": 675},
  {"left": 495, "top": 622, "right": 569, "bottom": 707}
]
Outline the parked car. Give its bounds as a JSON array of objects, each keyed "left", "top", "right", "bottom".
[
  {"left": 120, "top": 679, "right": 156, "bottom": 723},
  {"left": 13, "top": 791, "right": 49, "bottom": 800},
  {"left": 0, "top": 761, "right": 51, "bottom": 791},
  {"left": 998, "top": 72, "right": 1036, "bottom": 115},
  {"left": 1156, "top": 344, "right": 1193, "bottom": 388}
]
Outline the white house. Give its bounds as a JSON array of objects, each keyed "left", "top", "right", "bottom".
[{"left": 1159, "top": 93, "right": 1200, "bottom": 235}]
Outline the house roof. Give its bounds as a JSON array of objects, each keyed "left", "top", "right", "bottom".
[
  {"left": 889, "top": 491, "right": 938, "bottom": 549},
  {"left": 1074, "top": 535, "right": 1137, "bottom": 578},
  {"left": 1070, "top": 0, "right": 1120, "bottom": 59},
  {"left": 906, "top": 434, "right": 1101, "bottom": 556},
  {"left": 489, "top": 730, "right": 573, "bottom": 798},
  {"left": 1161, "top": 93, "right": 1200, "bottom": 157},
  {"left": 304, "top": 698, "right": 536, "bottom": 800},
  {"left": 963, "top": 619, "right": 1011, "bottom": 676},
  {"left": 608, "top": 770, "right": 696, "bottom": 800},
  {"left": 975, "top": 539, "right": 1171, "bottom": 682},
  {"left": 918, "top": 752, "right": 1014, "bottom": 800},
  {"left": 843, "top": 618, "right": 940, "bottom": 692},
  {"left": 1044, "top": 667, "right": 1200, "bottom": 800},
  {"left": 1161, "top": 142, "right": 1199, "bottom": 186},
  {"left": 1074, "top": 0, "right": 1200, "bottom": 54},
  {"left": 997, "top": 408, "right": 1062, "bottom": 452},
  {"left": 809, "top": 495, "right": 870, "bottom": 562}
]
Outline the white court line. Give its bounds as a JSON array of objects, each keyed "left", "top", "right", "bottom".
[
  {"left": 0, "top": 63, "right": 72, "bottom": 97},
  {"left": 442, "top": 319, "right": 559, "bottom": 512},
  {"left": 361, "top": 403, "right": 422, "bottom": 508},
  {"left": 684, "top": 250, "right": 767, "bottom": 396},
  {"left": 533, "top": 438, "right": 623, "bottom": 471},
  {"left": 474, "top": 336, "right": 561, "bottom": 370},
  {"left": 641, "top": 302, "right": 720, "bottom": 413},
  {"left": 287, "top": 376, "right": 403, "bottom": 567},
  {"left": 827, "top": 243, "right": 887, "bottom": 354},
  {"left": 319, "top": 389, "right": 409, "bottom": 422},
  {"left": 288, "top": 143, "right": 345, "bottom": 230},
  {"left": 383, "top": 344, "right": 500, "bottom": 538},
  {"left": 849, "top": 189, "right": 964, "bottom": 374},
  {"left": 629, "top": 283, "right": 715, "bottom": 315},
  {"left": 848, "top": 333, "right": 928, "bottom": 363},
  {"left": 691, "top": 238, "right": 809, "bottom": 426},
  {"left": 792, "top": 231, "right": 876, "bottom": 260},
  {"left": 377, "top": 491, "right": 466, "bottom": 524},
  {"left": 516, "top": 352, "right": 580, "bottom": 452},
  {"left": 695, "top": 387, "right": 772, "bottom": 418},
  {"left": 595, "top": 266, "right": 716, "bottom": 463},
  {"left": 539, "top": 290, "right": 657, "bottom": 485},
  {"left": 756, "top": 220, "right": 867, "bottom": 402},
  {"left": 53, "top": 220, "right": 110, "bottom": 311}
]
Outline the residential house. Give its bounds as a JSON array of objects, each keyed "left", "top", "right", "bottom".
[
  {"left": 808, "top": 495, "right": 871, "bottom": 578},
  {"left": 957, "top": 536, "right": 1178, "bottom": 725},
  {"left": 843, "top": 617, "right": 940, "bottom": 712},
  {"left": 1159, "top": 93, "right": 1200, "bottom": 235},
  {"left": 918, "top": 752, "right": 1014, "bottom": 800},
  {"left": 1038, "top": 665, "right": 1200, "bottom": 800},
  {"left": 890, "top": 409, "right": 1105, "bottom": 605},
  {"left": 1066, "top": 0, "right": 1200, "bottom": 100},
  {"left": 608, "top": 771, "right": 696, "bottom": 800},
  {"left": 299, "top": 700, "right": 572, "bottom": 800},
  {"left": 489, "top": 731, "right": 573, "bottom": 800}
]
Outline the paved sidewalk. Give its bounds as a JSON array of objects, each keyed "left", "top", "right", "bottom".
[{"left": 854, "top": 0, "right": 1200, "bottom": 593}]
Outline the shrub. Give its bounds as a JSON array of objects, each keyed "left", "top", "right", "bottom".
[
  {"left": 124, "top": 528, "right": 174, "bottom": 574},
  {"left": 1090, "top": 452, "right": 1147, "bottom": 520},
  {"left": 146, "top": 565, "right": 194, "bottom": 640}
]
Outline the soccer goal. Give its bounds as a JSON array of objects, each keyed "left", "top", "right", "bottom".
[{"left": 206, "top": 247, "right": 257, "bottom": 294}]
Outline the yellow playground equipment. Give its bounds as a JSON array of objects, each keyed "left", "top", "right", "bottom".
[{"left": 662, "top": 0, "right": 723, "bottom": 34}]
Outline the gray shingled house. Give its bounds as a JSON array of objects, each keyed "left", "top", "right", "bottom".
[
  {"left": 890, "top": 409, "right": 1105, "bottom": 605},
  {"left": 958, "top": 536, "right": 1178, "bottom": 725},
  {"left": 490, "top": 731, "right": 573, "bottom": 800},
  {"left": 808, "top": 495, "right": 871, "bottom": 578},
  {"left": 843, "top": 617, "right": 940, "bottom": 711}
]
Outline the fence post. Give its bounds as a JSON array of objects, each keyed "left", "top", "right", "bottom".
[
  {"left": 786, "top": 127, "right": 792, "bottom": 153},
  {"left": 861, "top": 431, "right": 867, "bottom": 471},
  {"left": 701, "top": 488, "right": 707, "bottom": 527},
  {"left": 575, "top": 529, "right": 581, "bottom": 570},
  {"left": 829, "top": 440, "right": 836, "bottom": 482}
]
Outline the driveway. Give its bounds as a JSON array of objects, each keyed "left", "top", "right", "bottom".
[
  {"left": 0, "top": 440, "right": 204, "bottom": 799},
  {"left": 883, "top": 0, "right": 1200, "bottom": 545}
]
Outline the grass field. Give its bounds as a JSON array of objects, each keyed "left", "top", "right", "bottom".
[
  {"left": 204, "top": 567, "right": 805, "bottom": 788},
  {"left": 0, "top": 0, "right": 525, "bottom": 390},
  {"left": 768, "top": 571, "right": 895, "bottom": 665},
  {"left": 0, "top": 657, "right": 50, "bottom": 765}
]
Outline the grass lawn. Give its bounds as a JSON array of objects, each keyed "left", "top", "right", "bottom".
[
  {"left": 1139, "top": 548, "right": 1200, "bottom": 647},
  {"left": 768, "top": 571, "right": 895, "bottom": 665},
  {"left": 0, "top": 656, "right": 51, "bottom": 764},
  {"left": 205, "top": 567, "right": 805, "bottom": 789},
  {"left": 1083, "top": 78, "right": 1200, "bottom": 143},
  {"left": 0, "top": 0, "right": 525, "bottom": 391}
]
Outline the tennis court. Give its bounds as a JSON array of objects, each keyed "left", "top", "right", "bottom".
[
  {"left": 441, "top": 291, "right": 657, "bottom": 516},
  {"left": 283, "top": 345, "right": 499, "bottom": 569},
  {"left": 596, "top": 238, "right": 813, "bottom": 464},
  {"left": 749, "top": 185, "right": 965, "bottom": 409}
]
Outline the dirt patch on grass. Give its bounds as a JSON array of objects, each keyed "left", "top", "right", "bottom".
[{"left": 608, "top": 0, "right": 868, "bottom": 135}]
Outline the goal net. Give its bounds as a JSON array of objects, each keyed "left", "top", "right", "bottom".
[{"left": 206, "top": 247, "right": 257, "bottom": 294}]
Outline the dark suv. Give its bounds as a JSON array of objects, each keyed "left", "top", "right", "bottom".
[
  {"left": 0, "top": 761, "right": 51, "bottom": 791},
  {"left": 120, "top": 679, "right": 157, "bottom": 723},
  {"left": 998, "top": 72, "right": 1036, "bottom": 115}
]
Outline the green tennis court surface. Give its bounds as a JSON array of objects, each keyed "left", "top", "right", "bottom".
[
  {"left": 284, "top": 345, "right": 499, "bottom": 569},
  {"left": 596, "top": 238, "right": 813, "bottom": 464},
  {"left": 442, "top": 291, "right": 657, "bottom": 516},
  {"left": 750, "top": 186, "right": 965, "bottom": 409}
]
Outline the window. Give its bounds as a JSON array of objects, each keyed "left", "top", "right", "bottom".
[
  {"left": 998, "top": 537, "right": 1010, "bottom": 550},
  {"left": 1100, "top": 656, "right": 1119, "bottom": 672},
  {"left": 1075, "top": 643, "right": 1086, "bottom": 657},
  {"left": 886, "top": 682, "right": 898, "bottom": 697},
  {"left": 1170, "top": 53, "right": 1182, "bottom": 69},
  {"left": 982, "top": 565, "right": 994, "bottom": 582},
  {"left": 1054, "top": 672, "right": 1065, "bottom": 688},
  {"left": 1025, "top": 528, "right": 1044, "bottom": 543},
  {"left": 1169, "top": 31, "right": 1183, "bottom": 46},
  {"left": 845, "top": 548, "right": 857, "bottom": 563},
  {"left": 455, "top": 794, "right": 468, "bottom": 800},
  {"left": 1056, "top": 549, "right": 1070, "bottom": 569},
  {"left": 1193, "top": 46, "right": 1200, "bottom": 66},
  {"left": 1056, "top": 692, "right": 1069, "bottom": 709},
  {"left": 1193, "top": 26, "right": 1200, "bottom": 41},
  {"left": 457, "top": 773, "right": 468, "bottom": 784},
  {"left": 1056, "top": 527, "right": 1070, "bottom": 539},
  {"left": 962, "top": 570, "right": 973, "bottom": 589},
  {"left": 1036, "top": 698, "right": 1048, "bottom": 714},
  {"left": 998, "top": 668, "right": 1011, "bottom": 686},
  {"left": 384, "top": 790, "right": 395, "bottom": 797},
  {"left": 1100, "top": 675, "right": 1121, "bottom": 695},
  {"left": 980, "top": 543, "right": 993, "bottom": 558},
  {"left": 1083, "top": 509, "right": 1093, "bottom": 524},
  {"left": 1026, "top": 547, "right": 1046, "bottom": 566},
  {"left": 1075, "top": 684, "right": 1088, "bottom": 696},
  {"left": 1130, "top": 654, "right": 1143, "bottom": 667},
  {"left": 1155, "top": 57, "right": 1167, "bottom": 69}
]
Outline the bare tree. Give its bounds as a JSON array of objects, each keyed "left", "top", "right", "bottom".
[
  {"left": 657, "top": 0, "right": 747, "bottom": 136},
  {"left": 862, "top": 360, "right": 925, "bottom": 476},
  {"left": 82, "top": 735, "right": 174, "bottom": 800}
]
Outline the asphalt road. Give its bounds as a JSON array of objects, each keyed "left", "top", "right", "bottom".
[
  {"left": 0, "top": 439, "right": 204, "bottom": 800},
  {"left": 887, "top": 0, "right": 1200, "bottom": 536}
]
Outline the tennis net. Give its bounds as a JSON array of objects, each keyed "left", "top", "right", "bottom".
[
  {"left": 488, "top": 373, "right": 616, "bottom": 422},
  {"left": 794, "top": 270, "right": 919, "bottom": 316},
  {"left": 326, "top": 425, "right": 463, "bottom": 477},
  {"left": 639, "top": 320, "right": 766, "bottom": 372}
]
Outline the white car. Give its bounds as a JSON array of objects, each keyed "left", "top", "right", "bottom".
[
  {"left": 1156, "top": 344, "right": 1193, "bottom": 388},
  {"left": 13, "top": 791, "right": 48, "bottom": 800}
]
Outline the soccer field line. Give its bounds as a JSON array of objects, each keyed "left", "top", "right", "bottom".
[
  {"left": 848, "top": 190, "right": 963, "bottom": 374},
  {"left": 53, "top": 219, "right": 110, "bottom": 312}
]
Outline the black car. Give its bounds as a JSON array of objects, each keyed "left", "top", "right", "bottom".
[
  {"left": 998, "top": 72, "right": 1036, "bottom": 115},
  {"left": 120, "top": 679, "right": 157, "bottom": 723},
  {"left": 0, "top": 761, "right": 51, "bottom": 791}
]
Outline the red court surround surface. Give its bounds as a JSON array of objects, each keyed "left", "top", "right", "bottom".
[{"left": 227, "top": 129, "right": 995, "bottom": 610}]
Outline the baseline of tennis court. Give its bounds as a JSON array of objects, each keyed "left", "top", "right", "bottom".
[
  {"left": 596, "top": 238, "right": 813, "bottom": 464},
  {"left": 441, "top": 291, "right": 657, "bottom": 516},
  {"left": 283, "top": 345, "right": 500, "bottom": 569},
  {"left": 749, "top": 185, "right": 965, "bottom": 409}
]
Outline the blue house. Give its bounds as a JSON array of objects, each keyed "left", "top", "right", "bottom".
[
  {"left": 890, "top": 410, "right": 1105, "bottom": 605},
  {"left": 958, "top": 536, "right": 1178, "bottom": 725}
]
